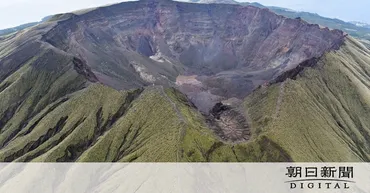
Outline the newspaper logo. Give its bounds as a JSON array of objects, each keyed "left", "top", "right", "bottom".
[{"left": 285, "top": 166, "right": 355, "bottom": 190}]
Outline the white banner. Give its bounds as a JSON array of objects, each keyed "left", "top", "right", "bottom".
[{"left": 0, "top": 163, "right": 368, "bottom": 193}]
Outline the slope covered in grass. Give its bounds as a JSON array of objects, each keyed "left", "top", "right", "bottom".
[
  {"left": 0, "top": 31, "right": 368, "bottom": 162},
  {"left": 0, "top": 39, "right": 291, "bottom": 162},
  {"left": 0, "top": 79, "right": 292, "bottom": 162},
  {"left": 245, "top": 37, "right": 370, "bottom": 162},
  {"left": 2, "top": 37, "right": 368, "bottom": 162},
  {"left": 0, "top": 0, "right": 369, "bottom": 162}
]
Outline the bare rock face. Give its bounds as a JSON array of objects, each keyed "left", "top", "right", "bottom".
[
  {"left": 40, "top": 0, "right": 345, "bottom": 112},
  {"left": 42, "top": 0, "right": 344, "bottom": 114},
  {"left": 42, "top": 1, "right": 344, "bottom": 88},
  {"left": 72, "top": 57, "right": 99, "bottom": 82}
]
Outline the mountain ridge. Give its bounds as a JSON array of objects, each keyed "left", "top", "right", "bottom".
[
  {"left": 38, "top": 0, "right": 345, "bottom": 112},
  {"left": 2, "top": 0, "right": 369, "bottom": 41},
  {"left": 0, "top": 0, "right": 369, "bottom": 162}
]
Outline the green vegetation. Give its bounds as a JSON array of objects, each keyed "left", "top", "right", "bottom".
[
  {"left": 0, "top": 43, "right": 292, "bottom": 162},
  {"left": 1, "top": 35, "right": 369, "bottom": 162},
  {"left": 244, "top": 37, "right": 370, "bottom": 161},
  {"left": 1, "top": 0, "right": 370, "bottom": 162},
  {"left": 0, "top": 80, "right": 292, "bottom": 162},
  {"left": 0, "top": 23, "right": 293, "bottom": 162}
]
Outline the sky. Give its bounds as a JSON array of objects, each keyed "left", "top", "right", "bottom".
[
  {"left": 0, "top": 0, "right": 369, "bottom": 29},
  {"left": 249, "top": 0, "right": 370, "bottom": 24}
]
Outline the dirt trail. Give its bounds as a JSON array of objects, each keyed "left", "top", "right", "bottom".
[
  {"left": 159, "top": 86, "right": 186, "bottom": 123},
  {"left": 159, "top": 86, "right": 186, "bottom": 162},
  {"left": 274, "top": 82, "right": 286, "bottom": 119}
]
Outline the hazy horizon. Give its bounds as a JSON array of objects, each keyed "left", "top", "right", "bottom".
[{"left": 0, "top": 0, "right": 368, "bottom": 29}]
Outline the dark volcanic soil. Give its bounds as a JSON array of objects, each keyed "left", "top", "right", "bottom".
[{"left": 208, "top": 102, "right": 251, "bottom": 142}]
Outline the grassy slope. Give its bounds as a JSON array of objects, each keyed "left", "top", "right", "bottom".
[
  {"left": 245, "top": 37, "right": 370, "bottom": 162},
  {"left": 0, "top": 51, "right": 293, "bottom": 163},
  {"left": 2, "top": 39, "right": 368, "bottom": 162},
  {"left": 0, "top": 80, "right": 291, "bottom": 162},
  {"left": 1, "top": 8, "right": 369, "bottom": 162},
  {"left": 3, "top": 40, "right": 368, "bottom": 162},
  {"left": 0, "top": 29, "right": 292, "bottom": 162},
  {"left": 0, "top": 49, "right": 88, "bottom": 150}
]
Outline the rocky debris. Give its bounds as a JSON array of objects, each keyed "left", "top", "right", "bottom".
[
  {"left": 208, "top": 102, "right": 250, "bottom": 142},
  {"left": 72, "top": 57, "right": 98, "bottom": 82},
  {"left": 175, "top": 75, "right": 224, "bottom": 113},
  {"left": 130, "top": 62, "right": 157, "bottom": 83},
  {"left": 271, "top": 57, "right": 319, "bottom": 84}
]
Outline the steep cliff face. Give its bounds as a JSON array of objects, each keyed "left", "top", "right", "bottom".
[{"left": 40, "top": 0, "right": 345, "bottom": 112}]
